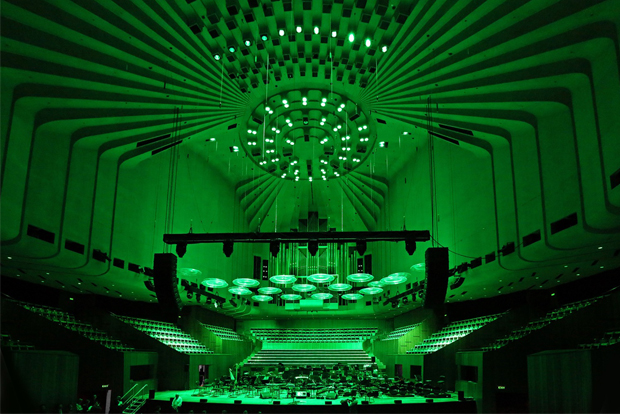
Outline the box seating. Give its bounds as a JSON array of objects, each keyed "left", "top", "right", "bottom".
[
  {"left": 579, "top": 330, "right": 620, "bottom": 349},
  {"left": 481, "top": 297, "right": 601, "bottom": 351},
  {"left": 201, "top": 323, "right": 245, "bottom": 341},
  {"left": 381, "top": 323, "right": 421, "bottom": 341},
  {"left": 1, "top": 333, "right": 36, "bottom": 351},
  {"left": 250, "top": 327, "right": 378, "bottom": 343},
  {"left": 407, "top": 313, "right": 505, "bottom": 354},
  {"left": 115, "top": 315, "right": 213, "bottom": 354},
  {"left": 245, "top": 349, "right": 373, "bottom": 366},
  {"left": 18, "top": 302, "right": 134, "bottom": 351}
]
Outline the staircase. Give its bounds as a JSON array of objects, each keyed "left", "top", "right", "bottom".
[{"left": 121, "top": 384, "right": 147, "bottom": 414}]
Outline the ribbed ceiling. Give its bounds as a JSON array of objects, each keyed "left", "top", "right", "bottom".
[{"left": 2, "top": 0, "right": 620, "bottom": 316}]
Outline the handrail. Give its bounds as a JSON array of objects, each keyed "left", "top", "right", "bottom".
[
  {"left": 120, "top": 384, "right": 138, "bottom": 401},
  {"left": 124, "top": 384, "right": 147, "bottom": 407}
]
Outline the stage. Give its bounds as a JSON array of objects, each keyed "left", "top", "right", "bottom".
[{"left": 146, "top": 389, "right": 477, "bottom": 413}]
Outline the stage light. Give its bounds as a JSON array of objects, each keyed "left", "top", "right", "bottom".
[
  {"left": 381, "top": 45, "right": 388, "bottom": 53},
  {"left": 223, "top": 241, "right": 234, "bottom": 257},
  {"left": 270, "top": 241, "right": 280, "bottom": 258},
  {"left": 348, "top": 33, "right": 355, "bottom": 42},
  {"left": 213, "top": 54, "right": 221, "bottom": 61},
  {"left": 228, "top": 46, "right": 236, "bottom": 53},
  {"left": 314, "top": 26, "right": 320, "bottom": 34},
  {"left": 261, "top": 34, "right": 268, "bottom": 41},
  {"left": 356, "top": 239, "right": 367, "bottom": 256},
  {"left": 405, "top": 238, "right": 416, "bottom": 255},
  {"left": 365, "top": 38, "right": 371, "bottom": 47},
  {"left": 296, "top": 26, "right": 302, "bottom": 33},
  {"left": 176, "top": 243, "right": 187, "bottom": 258},
  {"left": 308, "top": 240, "right": 319, "bottom": 256},
  {"left": 332, "top": 31, "right": 337, "bottom": 38},
  {"left": 244, "top": 39, "right": 252, "bottom": 47},
  {"left": 279, "top": 29, "right": 285, "bottom": 36}
]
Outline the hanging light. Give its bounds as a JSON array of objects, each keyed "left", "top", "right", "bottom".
[
  {"left": 296, "top": 26, "right": 302, "bottom": 33},
  {"left": 314, "top": 26, "right": 320, "bottom": 35},
  {"left": 348, "top": 33, "right": 355, "bottom": 42},
  {"left": 244, "top": 39, "right": 252, "bottom": 47},
  {"left": 365, "top": 38, "right": 371, "bottom": 47}
]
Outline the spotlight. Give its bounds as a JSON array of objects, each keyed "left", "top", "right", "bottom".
[
  {"left": 176, "top": 243, "right": 187, "bottom": 258},
  {"left": 314, "top": 26, "right": 320, "bottom": 35},
  {"left": 331, "top": 31, "right": 337, "bottom": 38},
  {"left": 405, "top": 238, "right": 416, "bottom": 255},
  {"left": 213, "top": 54, "right": 221, "bottom": 61},
  {"left": 348, "top": 33, "right": 355, "bottom": 42},
  {"left": 381, "top": 45, "right": 388, "bottom": 53},
  {"left": 244, "top": 39, "right": 252, "bottom": 47},
  {"left": 223, "top": 241, "right": 234, "bottom": 257},
  {"left": 270, "top": 241, "right": 280, "bottom": 258},
  {"left": 308, "top": 240, "right": 319, "bottom": 257},
  {"left": 296, "top": 26, "right": 302, "bottom": 33},
  {"left": 260, "top": 34, "right": 268, "bottom": 41},
  {"left": 279, "top": 29, "right": 285, "bottom": 36},
  {"left": 356, "top": 240, "right": 367, "bottom": 256},
  {"left": 365, "top": 38, "right": 371, "bottom": 47},
  {"left": 228, "top": 46, "right": 236, "bottom": 53}
]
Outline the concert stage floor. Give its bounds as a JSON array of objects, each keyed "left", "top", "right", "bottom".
[{"left": 147, "top": 389, "right": 477, "bottom": 413}]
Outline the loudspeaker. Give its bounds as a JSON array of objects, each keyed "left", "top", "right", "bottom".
[
  {"left": 362, "top": 401, "right": 369, "bottom": 405},
  {"left": 234, "top": 400, "right": 242, "bottom": 404},
  {"left": 426, "top": 398, "right": 434, "bottom": 403},
  {"left": 273, "top": 401, "right": 280, "bottom": 405},
  {"left": 395, "top": 400, "right": 402, "bottom": 404},
  {"left": 153, "top": 253, "right": 183, "bottom": 320},
  {"left": 424, "top": 248, "right": 449, "bottom": 309},
  {"left": 199, "top": 399, "right": 208, "bottom": 403},
  {"left": 148, "top": 390, "right": 155, "bottom": 399},
  {"left": 458, "top": 391, "right": 465, "bottom": 401},
  {"left": 325, "top": 401, "right": 332, "bottom": 405}
]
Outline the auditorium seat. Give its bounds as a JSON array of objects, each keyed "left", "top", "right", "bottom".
[
  {"left": 17, "top": 301, "right": 134, "bottom": 351},
  {"left": 245, "top": 349, "right": 373, "bottom": 366},
  {"left": 201, "top": 323, "right": 246, "bottom": 341},
  {"left": 380, "top": 323, "right": 422, "bottom": 341},
  {"left": 114, "top": 314, "right": 213, "bottom": 354},
  {"left": 407, "top": 313, "right": 505, "bottom": 354},
  {"left": 249, "top": 327, "right": 378, "bottom": 343},
  {"left": 481, "top": 297, "right": 603, "bottom": 351}
]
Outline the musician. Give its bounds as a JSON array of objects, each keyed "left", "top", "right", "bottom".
[{"left": 171, "top": 394, "right": 182, "bottom": 413}]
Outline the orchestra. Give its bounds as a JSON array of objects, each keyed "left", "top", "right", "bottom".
[{"left": 192, "top": 364, "right": 447, "bottom": 401}]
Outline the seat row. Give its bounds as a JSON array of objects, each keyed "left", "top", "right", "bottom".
[
  {"left": 201, "top": 323, "right": 245, "bottom": 341},
  {"left": 407, "top": 313, "right": 505, "bottom": 354},
  {"left": 481, "top": 299, "right": 599, "bottom": 351},
  {"left": 115, "top": 315, "right": 213, "bottom": 354},
  {"left": 19, "top": 302, "right": 134, "bottom": 352},
  {"left": 381, "top": 323, "right": 421, "bottom": 341}
]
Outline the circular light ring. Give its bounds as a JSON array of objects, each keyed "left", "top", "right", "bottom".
[
  {"left": 342, "top": 293, "right": 364, "bottom": 300},
  {"left": 233, "top": 278, "right": 260, "bottom": 288},
  {"left": 368, "top": 281, "right": 384, "bottom": 288},
  {"left": 381, "top": 272, "right": 411, "bottom": 285},
  {"left": 201, "top": 278, "right": 228, "bottom": 288},
  {"left": 292, "top": 284, "right": 317, "bottom": 292},
  {"left": 270, "top": 275, "right": 297, "bottom": 284},
  {"left": 328, "top": 283, "right": 352, "bottom": 292},
  {"left": 281, "top": 294, "right": 302, "bottom": 301},
  {"left": 228, "top": 287, "right": 253, "bottom": 295},
  {"left": 360, "top": 287, "right": 384, "bottom": 295},
  {"left": 178, "top": 268, "right": 202, "bottom": 277},
  {"left": 410, "top": 263, "right": 426, "bottom": 272},
  {"left": 258, "top": 287, "right": 282, "bottom": 295},
  {"left": 308, "top": 274, "right": 335, "bottom": 284},
  {"left": 347, "top": 273, "right": 374, "bottom": 283},
  {"left": 251, "top": 295, "right": 273, "bottom": 302},
  {"left": 311, "top": 293, "right": 333, "bottom": 300}
]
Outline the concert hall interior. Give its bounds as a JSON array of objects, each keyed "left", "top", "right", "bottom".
[{"left": 2, "top": 1, "right": 620, "bottom": 413}]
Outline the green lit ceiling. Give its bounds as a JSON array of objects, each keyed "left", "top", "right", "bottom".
[{"left": 2, "top": 0, "right": 620, "bottom": 318}]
